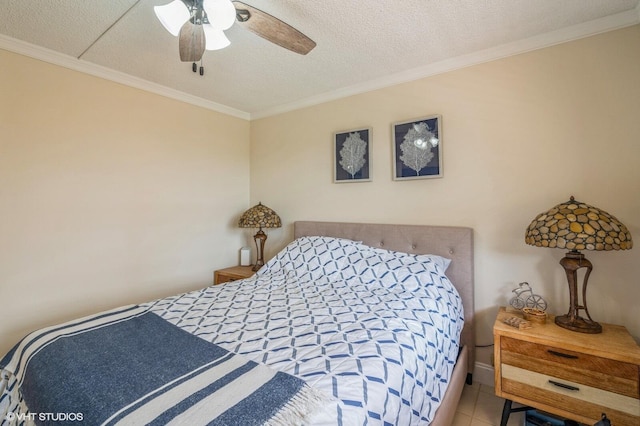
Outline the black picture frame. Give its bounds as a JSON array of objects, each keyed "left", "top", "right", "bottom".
[{"left": 392, "top": 115, "right": 442, "bottom": 180}]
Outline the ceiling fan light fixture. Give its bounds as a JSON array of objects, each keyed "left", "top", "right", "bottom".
[
  {"left": 203, "top": 24, "right": 231, "bottom": 50},
  {"left": 155, "top": 0, "right": 316, "bottom": 73},
  {"left": 203, "top": 0, "right": 237, "bottom": 30},
  {"left": 155, "top": 0, "right": 190, "bottom": 36}
]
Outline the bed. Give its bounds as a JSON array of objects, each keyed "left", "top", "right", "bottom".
[
  {"left": 292, "top": 221, "right": 475, "bottom": 426},
  {"left": 0, "top": 221, "right": 474, "bottom": 425}
]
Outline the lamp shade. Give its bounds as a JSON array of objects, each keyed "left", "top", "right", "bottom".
[
  {"left": 203, "top": 24, "right": 231, "bottom": 50},
  {"left": 238, "top": 202, "right": 281, "bottom": 229},
  {"left": 154, "top": 0, "right": 190, "bottom": 36},
  {"left": 203, "top": 0, "right": 237, "bottom": 30},
  {"left": 525, "top": 196, "right": 632, "bottom": 251}
]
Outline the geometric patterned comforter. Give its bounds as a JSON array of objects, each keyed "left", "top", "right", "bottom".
[{"left": 147, "top": 236, "right": 464, "bottom": 425}]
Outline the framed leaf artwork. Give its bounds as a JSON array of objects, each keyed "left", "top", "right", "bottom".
[
  {"left": 333, "top": 128, "right": 371, "bottom": 183},
  {"left": 392, "top": 115, "right": 442, "bottom": 180}
]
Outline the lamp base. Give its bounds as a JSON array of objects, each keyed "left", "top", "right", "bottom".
[
  {"left": 557, "top": 250, "right": 602, "bottom": 334},
  {"left": 555, "top": 314, "right": 602, "bottom": 334},
  {"left": 251, "top": 228, "right": 267, "bottom": 272}
]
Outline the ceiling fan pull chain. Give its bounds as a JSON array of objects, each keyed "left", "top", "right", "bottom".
[{"left": 190, "top": 59, "right": 204, "bottom": 76}]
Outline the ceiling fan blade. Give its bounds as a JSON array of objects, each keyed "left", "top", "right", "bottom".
[
  {"left": 232, "top": 1, "right": 316, "bottom": 55},
  {"left": 179, "top": 20, "right": 206, "bottom": 62}
]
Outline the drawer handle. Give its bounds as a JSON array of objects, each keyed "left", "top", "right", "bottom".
[
  {"left": 548, "top": 380, "right": 579, "bottom": 391},
  {"left": 547, "top": 350, "right": 578, "bottom": 359}
]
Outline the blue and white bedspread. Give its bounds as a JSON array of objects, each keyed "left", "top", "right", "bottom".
[
  {"left": 0, "top": 305, "right": 329, "bottom": 426},
  {"left": 1, "top": 236, "right": 464, "bottom": 425},
  {"left": 151, "top": 237, "right": 464, "bottom": 425}
]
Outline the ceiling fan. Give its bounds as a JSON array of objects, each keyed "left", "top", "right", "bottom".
[{"left": 155, "top": 0, "right": 316, "bottom": 75}]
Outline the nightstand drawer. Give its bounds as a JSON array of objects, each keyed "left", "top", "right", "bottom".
[
  {"left": 502, "top": 364, "right": 640, "bottom": 424},
  {"left": 501, "top": 336, "right": 639, "bottom": 398}
]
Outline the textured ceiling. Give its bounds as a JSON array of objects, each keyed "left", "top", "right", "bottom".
[{"left": 1, "top": 0, "right": 639, "bottom": 119}]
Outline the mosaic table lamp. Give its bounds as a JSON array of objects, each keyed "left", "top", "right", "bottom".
[
  {"left": 525, "top": 196, "right": 632, "bottom": 333},
  {"left": 238, "top": 202, "right": 282, "bottom": 271}
]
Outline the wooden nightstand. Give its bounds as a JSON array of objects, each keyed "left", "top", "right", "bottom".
[
  {"left": 494, "top": 307, "right": 640, "bottom": 426},
  {"left": 213, "top": 265, "right": 255, "bottom": 285}
]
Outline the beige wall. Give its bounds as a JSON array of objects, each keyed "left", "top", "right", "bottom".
[
  {"left": 1, "top": 25, "right": 638, "bottom": 359},
  {"left": 0, "top": 50, "right": 250, "bottom": 354},
  {"left": 250, "top": 25, "right": 640, "bottom": 347}
]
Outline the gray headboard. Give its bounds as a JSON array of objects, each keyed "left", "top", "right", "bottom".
[{"left": 294, "top": 221, "right": 475, "bottom": 374}]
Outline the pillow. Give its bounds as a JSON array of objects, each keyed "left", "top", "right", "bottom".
[
  {"left": 257, "top": 236, "right": 362, "bottom": 280},
  {"left": 336, "top": 243, "right": 451, "bottom": 287},
  {"left": 385, "top": 250, "right": 451, "bottom": 273},
  {"left": 369, "top": 248, "right": 458, "bottom": 298},
  {"left": 352, "top": 244, "right": 450, "bottom": 271}
]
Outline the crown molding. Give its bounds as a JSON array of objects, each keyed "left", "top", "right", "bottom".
[
  {"left": 1, "top": 7, "right": 638, "bottom": 122},
  {"left": 0, "top": 34, "right": 250, "bottom": 121},
  {"left": 251, "top": 8, "right": 640, "bottom": 120}
]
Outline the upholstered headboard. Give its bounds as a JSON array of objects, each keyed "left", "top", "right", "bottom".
[{"left": 294, "top": 221, "right": 475, "bottom": 374}]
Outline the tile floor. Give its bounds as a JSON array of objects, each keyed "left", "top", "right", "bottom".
[{"left": 452, "top": 382, "right": 524, "bottom": 426}]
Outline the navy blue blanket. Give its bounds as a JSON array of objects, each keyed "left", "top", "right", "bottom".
[{"left": 0, "top": 305, "right": 326, "bottom": 425}]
